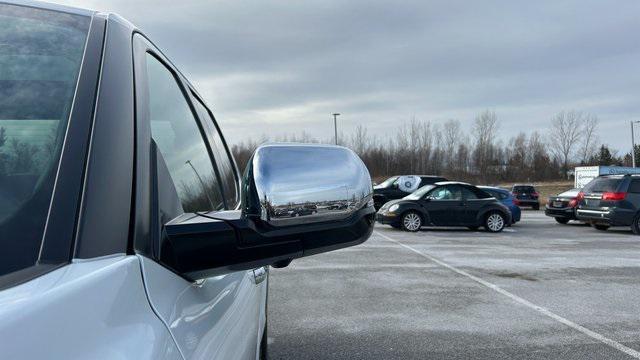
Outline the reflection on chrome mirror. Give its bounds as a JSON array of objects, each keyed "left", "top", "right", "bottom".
[{"left": 243, "top": 143, "right": 373, "bottom": 226}]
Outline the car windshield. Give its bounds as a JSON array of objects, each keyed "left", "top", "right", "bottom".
[
  {"left": 404, "top": 185, "right": 435, "bottom": 200},
  {"left": 377, "top": 176, "right": 398, "bottom": 188},
  {"left": 582, "top": 178, "right": 622, "bottom": 193},
  {"left": 0, "top": 4, "right": 90, "bottom": 277}
]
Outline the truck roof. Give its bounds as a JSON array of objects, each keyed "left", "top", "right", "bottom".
[{"left": 5, "top": 0, "right": 96, "bottom": 16}]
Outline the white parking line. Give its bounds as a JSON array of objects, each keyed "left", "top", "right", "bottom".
[{"left": 374, "top": 230, "right": 640, "bottom": 359}]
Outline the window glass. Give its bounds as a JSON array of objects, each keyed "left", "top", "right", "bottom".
[
  {"left": 476, "top": 188, "right": 496, "bottom": 199},
  {"left": 484, "top": 189, "right": 498, "bottom": 198},
  {"left": 0, "top": 4, "right": 90, "bottom": 277},
  {"left": 462, "top": 187, "right": 478, "bottom": 199},
  {"left": 191, "top": 96, "right": 238, "bottom": 208},
  {"left": 146, "top": 54, "right": 224, "bottom": 212},
  {"left": 513, "top": 185, "right": 535, "bottom": 193},
  {"left": 582, "top": 177, "right": 622, "bottom": 194},
  {"left": 404, "top": 185, "right": 434, "bottom": 200},
  {"left": 558, "top": 188, "right": 580, "bottom": 197},
  {"left": 429, "top": 186, "right": 462, "bottom": 200},
  {"left": 628, "top": 180, "right": 640, "bottom": 194},
  {"left": 378, "top": 176, "right": 398, "bottom": 188}
]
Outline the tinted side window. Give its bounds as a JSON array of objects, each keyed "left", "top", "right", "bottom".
[
  {"left": 191, "top": 96, "right": 238, "bottom": 209},
  {"left": 628, "top": 179, "right": 640, "bottom": 194},
  {"left": 430, "top": 186, "right": 462, "bottom": 200},
  {"left": 461, "top": 187, "right": 478, "bottom": 199},
  {"left": 146, "top": 54, "right": 224, "bottom": 212},
  {"left": 481, "top": 189, "right": 501, "bottom": 199},
  {"left": 484, "top": 190, "right": 497, "bottom": 198}
]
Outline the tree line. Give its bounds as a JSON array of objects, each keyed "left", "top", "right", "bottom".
[{"left": 231, "top": 110, "right": 636, "bottom": 184}]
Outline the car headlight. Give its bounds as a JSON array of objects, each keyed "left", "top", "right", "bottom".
[{"left": 389, "top": 204, "right": 399, "bottom": 213}]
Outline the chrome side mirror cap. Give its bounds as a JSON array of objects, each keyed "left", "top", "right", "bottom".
[{"left": 243, "top": 143, "right": 373, "bottom": 226}]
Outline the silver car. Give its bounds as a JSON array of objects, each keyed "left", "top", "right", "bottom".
[{"left": 0, "top": 2, "right": 374, "bottom": 359}]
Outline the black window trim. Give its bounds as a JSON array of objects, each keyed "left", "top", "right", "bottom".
[
  {"left": 131, "top": 32, "right": 227, "bottom": 258},
  {"left": 188, "top": 89, "right": 241, "bottom": 209},
  {"left": 0, "top": 13, "right": 106, "bottom": 290}
]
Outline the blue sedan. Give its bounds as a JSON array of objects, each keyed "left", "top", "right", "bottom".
[{"left": 478, "top": 186, "right": 521, "bottom": 224}]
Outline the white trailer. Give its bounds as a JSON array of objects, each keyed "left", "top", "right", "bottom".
[{"left": 574, "top": 166, "right": 640, "bottom": 189}]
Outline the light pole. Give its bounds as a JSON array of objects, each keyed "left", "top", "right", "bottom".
[
  {"left": 632, "top": 121, "right": 640, "bottom": 167},
  {"left": 332, "top": 113, "right": 340, "bottom": 145}
]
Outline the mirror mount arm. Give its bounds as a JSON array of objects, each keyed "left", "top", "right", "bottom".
[{"left": 162, "top": 206, "right": 375, "bottom": 281}]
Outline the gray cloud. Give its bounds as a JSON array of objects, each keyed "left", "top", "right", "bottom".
[{"left": 56, "top": 0, "right": 640, "bottom": 148}]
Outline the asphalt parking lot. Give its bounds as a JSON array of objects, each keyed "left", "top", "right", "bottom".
[{"left": 268, "top": 211, "right": 640, "bottom": 359}]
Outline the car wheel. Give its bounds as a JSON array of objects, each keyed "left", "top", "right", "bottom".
[
  {"left": 401, "top": 211, "right": 422, "bottom": 232},
  {"left": 632, "top": 214, "right": 640, "bottom": 235},
  {"left": 484, "top": 212, "right": 505, "bottom": 233},
  {"left": 555, "top": 218, "right": 570, "bottom": 225},
  {"left": 594, "top": 224, "right": 609, "bottom": 231}
]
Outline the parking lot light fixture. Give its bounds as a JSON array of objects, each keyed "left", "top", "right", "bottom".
[
  {"left": 332, "top": 113, "right": 340, "bottom": 145},
  {"left": 632, "top": 121, "right": 640, "bottom": 167}
]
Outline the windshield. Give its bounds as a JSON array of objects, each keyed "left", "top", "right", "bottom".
[
  {"left": 0, "top": 4, "right": 90, "bottom": 277},
  {"left": 376, "top": 176, "right": 399, "bottom": 188},
  {"left": 403, "top": 185, "right": 435, "bottom": 200}
]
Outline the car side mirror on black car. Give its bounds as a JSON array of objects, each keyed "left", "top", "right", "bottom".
[{"left": 161, "top": 144, "right": 375, "bottom": 280}]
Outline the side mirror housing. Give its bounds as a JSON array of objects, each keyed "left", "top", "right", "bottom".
[{"left": 160, "top": 144, "right": 375, "bottom": 280}]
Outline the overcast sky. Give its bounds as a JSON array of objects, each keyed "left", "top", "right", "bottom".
[{"left": 56, "top": 0, "right": 639, "bottom": 150}]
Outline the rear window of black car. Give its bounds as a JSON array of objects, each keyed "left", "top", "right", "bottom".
[
  {"left": 485, "top": 189, "right": 507, "bottom": 200},
  {"left": 513, "top": 186, "right": 535, "bottom": 192},
  {"left": 582, "top": 177, "right": 622, "bottom": 193}
]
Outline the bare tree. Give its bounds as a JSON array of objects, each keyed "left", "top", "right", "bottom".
[
  {"left": 506, "top": 133, "right": 527, "bottom": 180},
  {"left": 442, "top": 119, "right": 461, "bottom": 169},
  {"left": 548, "top": 110, "right": 585, "bottom": 177},
  {"left": 472, "top": 110, "right": 499, "bottom": 181},
  {"left": 229, "top": 111, "right": 595, "bottom": 183},
  {"left": 350, "top": 124, "right": 368, "bottom": 155},
  {"left": 419, "top": 120, "right": 434, "bottom": 174},
  {"left": 578, "top": 114, "right": 599, "bottom": 164}
]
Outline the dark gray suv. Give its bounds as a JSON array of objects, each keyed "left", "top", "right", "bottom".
[{"left": 576, "top": 174, "right": 640, "bottom": 234}]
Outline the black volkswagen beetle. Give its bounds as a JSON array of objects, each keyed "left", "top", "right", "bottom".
[
  {"left": 376, "top": 182, "right": 511, "bottom": 232},
  {"left": 373, "top": 175, "right": 447, "bottom": 210}
]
